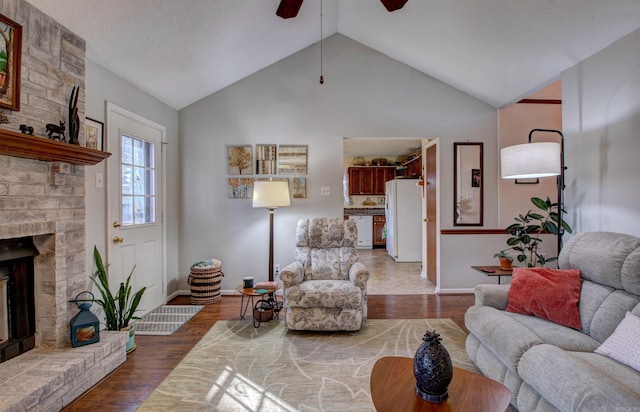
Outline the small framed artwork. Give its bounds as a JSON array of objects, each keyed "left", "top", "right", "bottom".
[
  {"left": 85, "top": 118, "right": 104, "bottom": 150},
  {"left": 228, "top": 145, "right": 254, "bottom": 175},
  {"left": 471, "top": 169, "right": 481, "bottom": 188},
  {"left": 292, "top": 177, "right": 306, "bottom": 199},
  {"left": 256, "top": 144, "right": 277, "bottom": 174},
  {"left": 0, "top": 14, "right": 22, "bottom": 111},
  {"left": 278, "top": 145, "right": 307, "bottom": 175},
  {"left": 227, "top": 178, "right": 254, "bottom": 199}
]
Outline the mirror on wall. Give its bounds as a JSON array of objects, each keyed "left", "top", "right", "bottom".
[{"left": 454, "top": 142, "right": 483, "bottom": 226}]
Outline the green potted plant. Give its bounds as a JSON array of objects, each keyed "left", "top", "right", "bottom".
[
  {"left": 501, "top": 197, "right": 573, "bottom": 268},
  {"left": 90, "top": 246, "right": 146, "bottom": 352},
  {"left": 493, "top": 250, "right": 514, "bottom": 270}
]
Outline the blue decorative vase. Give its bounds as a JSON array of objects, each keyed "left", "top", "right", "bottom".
[{"left": 413, "top": 330, "right": 453, "bottom": 403}]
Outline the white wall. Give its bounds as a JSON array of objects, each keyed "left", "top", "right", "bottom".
[
  {"left": 179, "top": 34, "right": 498, "bottom": 292},
  {"left": 84, "top": 60, "right": 181, "bottom": 295},
  {"left": 562, "top": 28, "right": 640, "bottom": 237}
]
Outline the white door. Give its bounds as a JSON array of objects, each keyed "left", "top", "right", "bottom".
[{"left": 106, "top": 102, "right": 166, "bottom": 315}]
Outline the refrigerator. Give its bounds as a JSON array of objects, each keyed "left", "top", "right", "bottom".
[{"left": 385, "top": 179, "right": 422, "bottom": 262}]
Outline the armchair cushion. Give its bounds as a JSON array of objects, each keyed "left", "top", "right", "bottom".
[{"left": 284, "top": 280, "right": 362, "bottom": 308}]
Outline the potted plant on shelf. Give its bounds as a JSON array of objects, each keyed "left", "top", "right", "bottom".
[
  {"left": 493, "top": 251, "right": 514, "bottom": 271},
  {"left": 498, "top": 197, "right": 573, "bottom": 268},
  {"left": 89, "top": 246, "right": 146, "bottom": 353}
]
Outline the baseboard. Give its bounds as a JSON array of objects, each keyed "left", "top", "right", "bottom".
[{"left": 435, "top": 287, "right": 475, "bottom": 294}]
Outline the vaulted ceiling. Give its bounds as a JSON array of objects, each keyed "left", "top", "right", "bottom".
[{"left": 25, "top": 0, "right": 640, "bottom": 110}]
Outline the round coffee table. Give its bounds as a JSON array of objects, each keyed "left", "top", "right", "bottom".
[
  {"left": 370, "top": 356, "right": 511, "bottom": 411},
  {"left": 235, "top": 285, "right": 280, "bottom": 327}
]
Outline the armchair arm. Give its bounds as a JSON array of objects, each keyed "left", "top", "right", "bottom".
[
  {"left": 349, "top": 261, "right": 370, "bottom": 291},
  {"left": 474, "top": 284, "right": 511, "bottom": 310},
  {"left": 279, "top": 261, "right": 304, "bottom": 289}
]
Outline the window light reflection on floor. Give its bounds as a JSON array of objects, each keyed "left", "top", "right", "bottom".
[{"left": 206, "top": 365, "right": 296, "bottom": 411}]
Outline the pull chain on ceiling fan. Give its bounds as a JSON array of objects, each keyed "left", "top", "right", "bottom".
[{"left": 276, "top": 0, "right": 409, "bottom": 84}]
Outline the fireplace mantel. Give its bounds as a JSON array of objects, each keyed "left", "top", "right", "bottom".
[{"left": 0, "top": 128, "right": 111, "bottom": 165}]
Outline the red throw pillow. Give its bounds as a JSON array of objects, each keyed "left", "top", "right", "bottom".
[{"left": 506, "top": 267, "right": 582, "bottom": 329}]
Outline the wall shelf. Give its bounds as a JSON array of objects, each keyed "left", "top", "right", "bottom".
[{"left": 0, "top": 128, "right": 110, "bottom": 165}]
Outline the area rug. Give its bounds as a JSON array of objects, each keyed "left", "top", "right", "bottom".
[
  {"left": 134, "top": 305, "right": 203, "bottom": 336},
  {"left": 138, "top": 319, "right": 478, "bottom": 411}
]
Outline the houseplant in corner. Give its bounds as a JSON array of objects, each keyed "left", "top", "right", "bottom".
[
  {"left": 498, "top": 196, "right": 572, "bottom": 268},
  {"left": 90, "top": 246, "right": 146, "bottom": 353}
]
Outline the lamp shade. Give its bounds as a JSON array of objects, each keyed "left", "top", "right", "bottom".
[
  {"left": 501, "top": 142, "right": 561, "bottom": 179},
  {"left": 252, "top": 180, "right": 291, "bottom": 209}
]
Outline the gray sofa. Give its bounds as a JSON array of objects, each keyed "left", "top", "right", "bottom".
[{"left": 465, "top": 231, "right": 640, "bottom": 412}]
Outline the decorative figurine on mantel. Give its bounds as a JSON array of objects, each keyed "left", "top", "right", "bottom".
[
  {"left": 19, "top": 124, "right": 33, "bottom": 135},
  {"left": 46, "top": 121, "right": 66, "bottom": 141},
  {"left": 413, "top": 329, "right": 453, "bottom": 403},
  {"left": 68, "top": 86, "right": 80, "bottom": 145}
]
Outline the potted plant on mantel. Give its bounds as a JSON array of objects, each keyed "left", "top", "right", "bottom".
[
  {"left": 495, "top": 196, "right": 573, "bottom": 268},
  {"left": 89, "top": 246, "right": 146, "bottom": 353}
]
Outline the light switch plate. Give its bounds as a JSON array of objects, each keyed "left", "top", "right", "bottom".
[{"left": 96, "top": 172, "right": 104, "bottom": 188}]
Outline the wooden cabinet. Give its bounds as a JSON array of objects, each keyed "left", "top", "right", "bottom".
[
  {"left": 405, "top": 155, "right": 422, "bottom": 178},
  {"left": 348, "top": 167, "right": 396, "bottom": 195},
  {"left": 373, "top": 215, "right": 386, "bottom": 247},
  {"left": 348, "top": 167, "right": 374, "bottom": 195}
]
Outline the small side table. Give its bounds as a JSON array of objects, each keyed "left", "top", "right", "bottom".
[
  {"left": 471, "top": 266, "right": 513, "bottom": 285},
  {"left": 235, "top": 285, "right": 280, "bottom": 328}
]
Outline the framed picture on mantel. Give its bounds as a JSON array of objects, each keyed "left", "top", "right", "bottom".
[{"left": 0, "top": 14, "right": 22, "bottom": 111}]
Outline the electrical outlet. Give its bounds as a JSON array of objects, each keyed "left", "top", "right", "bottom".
[{"left": 274, "top": 264, "right": 281, "bottom": 273}]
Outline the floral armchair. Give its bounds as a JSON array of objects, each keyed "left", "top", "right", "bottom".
[{"left": 279, "top": 217, "right": 370, "bottom": 331}]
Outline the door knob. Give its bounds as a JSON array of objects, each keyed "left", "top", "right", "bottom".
[
  {"left": 424, "top": 218, "right": 431, "bottom": 223},
  {"left": 112, "top": 236, "right": 124, "bottom": 244},
  {"left": 113, "top": 221, "right": 121, "bottom": 228}
]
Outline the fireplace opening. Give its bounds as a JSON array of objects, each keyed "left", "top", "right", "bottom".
[{"left": 0, "top": 237, "right": 38, "bottom": 363}]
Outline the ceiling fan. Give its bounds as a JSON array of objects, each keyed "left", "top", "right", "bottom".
[{"left": 276, "top": 0, "right": 409, "bottom": 19}]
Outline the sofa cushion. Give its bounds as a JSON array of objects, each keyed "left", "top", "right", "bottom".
[
  {"left": 589, "top": 289, "right": 640, "bottom": 343},
  {"left": 559, "top": 231, "right": 640, "bottom": 295},
  {"left": 284, "top": 280, "right": 362, "bottom": 308},
  {"left": 506, "top": 267, "right": 582, "bottom": 329},
  {"left": 466, "top": 306, "right": 600, "bottom": 374},
  {"left": 595, "top": 311, "right": 640, "bottom": 372},
  {"left": 519, "top": 344, "right": 640, "bottom": 411}
]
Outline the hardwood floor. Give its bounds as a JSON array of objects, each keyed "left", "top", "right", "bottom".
[{"left": 63, "top": 294, "right": 474, "bottom": 411}]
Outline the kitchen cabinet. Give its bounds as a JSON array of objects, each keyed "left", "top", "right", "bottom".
[
  {"left": 373, "top": 215, "right": 386, "bottom": 247},
  {"left": 405, "top": 155, "right": 422, "bottom": 178},
  {"left": 348, "top": 167, "right": 374, "bottom": 195},
  {"left": 348, "top": 167, "right": 396, "bottom": 195}
]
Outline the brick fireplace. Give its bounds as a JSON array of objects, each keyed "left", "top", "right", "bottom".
[
  {"left": 0, "top": 2, "right": 127, "bottom": 409},
  {"left": 0, "top": 163, "right": 83, "bottom": 352}
]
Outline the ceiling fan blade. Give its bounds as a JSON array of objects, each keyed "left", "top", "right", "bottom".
[
  {"left": 276, "top": 0, "right": 304, "bottom": 19},
  {"left": 380, "top": 0, "right": 409, "bottom": 12}
]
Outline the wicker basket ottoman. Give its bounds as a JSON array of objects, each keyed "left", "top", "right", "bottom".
[{"left": 188, "top": 259, "right": 223, "bottom": 305}]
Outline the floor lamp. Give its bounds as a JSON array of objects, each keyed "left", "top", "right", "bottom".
[
  {"left": 500, "top": 128, "right": 565, "bottom": 254},
  {"left": 252, "top": 180, "right": 291, "bottom": 281}
]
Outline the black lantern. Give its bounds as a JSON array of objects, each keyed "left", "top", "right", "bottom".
[{"left": 70, "top": 291, "right": 100, "bottom": 347}]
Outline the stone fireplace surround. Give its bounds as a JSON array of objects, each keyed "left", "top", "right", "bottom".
[
  {"left": 0, "top": 159, "right": 127, "bottom": 411},
  {"left": 0, "top": 1, "right": 127, "bottom": 409}
]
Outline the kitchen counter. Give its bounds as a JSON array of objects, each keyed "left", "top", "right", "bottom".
[{"left": 344, "top": 208, "right": 385, "bottom": 216}]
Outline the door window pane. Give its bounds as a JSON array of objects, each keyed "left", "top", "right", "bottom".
[{"left": 121, "top": 133, "right": 156, "bottom": 226}]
